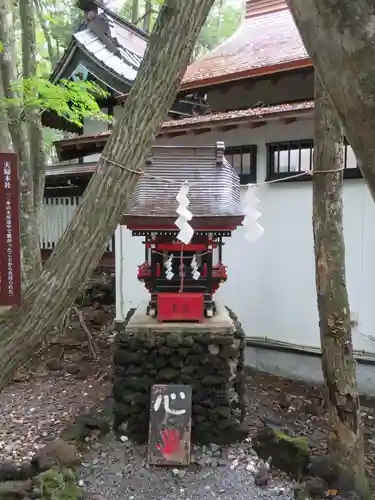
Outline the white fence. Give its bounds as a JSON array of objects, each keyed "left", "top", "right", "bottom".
[{"left": 40, "top": 197, "right": 114, "bottom": 252}]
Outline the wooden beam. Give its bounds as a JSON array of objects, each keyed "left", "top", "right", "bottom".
[
  {"left": 219, "top": 124, "right": 238, "bottom": 132},
  {"left": 249, "top": 121, "right": 267, "bottom": 129},
  {"left": 193, "top": 127, "right": 212, "bottom": 135},
  {"left": 164, "top": 131, "right": 187, "bottom": 138},
  {"left": 281, "top": 117, "right": 297, "bottom": 125}
]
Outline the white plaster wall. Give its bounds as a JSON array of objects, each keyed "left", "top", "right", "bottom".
[
  {"left": 115, "top": 117, "right": 375, "bottom": 358},
  {"left": 244, "top": 346, "right": 375, "bottom": 396},
  {"left": 83, "top": 107, "right": 109, "bottom": 163}
]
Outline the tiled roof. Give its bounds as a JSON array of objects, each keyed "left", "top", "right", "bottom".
[
  {"left": 73, "top": 16, "right": 146, "bottom": 84},
  {"left": 181, "top": 5, "right": 310, "bottom": 89},
  {"left": 161, "top": 101, "right": 314, "bottom": 131},
  {"left": 49, "top": 6, "right": 147, "bottom": 87},
  {"left": 52, "top": 101, "right": 314, "bottom": 162}
]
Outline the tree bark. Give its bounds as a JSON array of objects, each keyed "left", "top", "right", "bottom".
[
  {"left": 313, "top": 75, "right": 371, "bottom": 499},
  {"left": 0, "top": 0, "right": 215, "bottom": 388},
  {"left": 20, "top": 0, "right": 46, "bottom": 227},
  {"left": 0, "top": 73, "right": 11, "bottom": 151},
  {"left": 131, "top": 0, "right": 139, "bottom": 25},
  {"left": 143, "top": 0, "right": 152, "bottom": 32},
  {"left": 286, "top": 0, "right": 375, "bottom": 202},
  {"left": 33, "top": 0, "right": 58, "bottom": 69},
  {"left": 0, "top": 0, "right": 42, "bottom": 289}
]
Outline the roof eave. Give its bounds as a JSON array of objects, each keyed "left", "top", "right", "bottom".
[
  {"left": 74, "top": 40, "right": 135, "bottom": 92},
  {"left": 52, "top": 101, "right": 314, "bottom": 163},
  {"left": 181, "top": 58, "right": 312, "bottom": 91},
  {"left": 159, "top": 106, "right": 314, "bottom": 136},
  {"left": 49, "top": 40, "right": 78, "bottom": 84}
]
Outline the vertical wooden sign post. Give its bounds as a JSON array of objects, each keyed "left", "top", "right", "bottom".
[
  {"left": 148, "top": 384, "right": 192, "bottom": 466},
  {"left": 0, "top": 153, "right": 21, "bottom": 307}
]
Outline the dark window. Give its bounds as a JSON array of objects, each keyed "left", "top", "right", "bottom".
[
  {"left": 225, "top": 145, "right": 257, "bottom": 184},
  {"left": 266, "top": 139, "right": 361, "bottom": 181}
]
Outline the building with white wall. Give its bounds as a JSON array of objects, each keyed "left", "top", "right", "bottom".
[{"left": 43, "top": 0, "right": 375, "bottom": 394}]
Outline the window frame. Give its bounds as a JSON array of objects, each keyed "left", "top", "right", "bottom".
[
  {"left": 266, "top": 139, "right": 362, "bottom": 181},
  {"left": 225, "top": 144, "right": 257, "bottom": 185}
]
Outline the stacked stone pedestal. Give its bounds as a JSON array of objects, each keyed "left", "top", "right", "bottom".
[{"left": 113, "top": 303, "right": 246, "bottom": 445}]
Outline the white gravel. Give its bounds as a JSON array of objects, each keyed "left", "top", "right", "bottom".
[{"left": 79, "top": 433, "right": 296, "bottom": 500}]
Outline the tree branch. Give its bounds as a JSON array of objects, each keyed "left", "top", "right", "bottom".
[{"left": 33, "top": 0, "right": 58, "bottom": 68}]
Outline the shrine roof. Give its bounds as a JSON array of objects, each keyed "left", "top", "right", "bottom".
[
  {"left": 49, "top": 3, "right": 147, "bottom": 89},
  {"left": 52, "top": 100, "right": 314, "bottom": 162},
  {"left": 181, "top": 0, "right": 311, "bottom": 90},
  {"left": 42, "top": 1, "right": 147, "bottom": 132},
  {"left": 122, "top": 144, "right": 243, "bottom": 220}
]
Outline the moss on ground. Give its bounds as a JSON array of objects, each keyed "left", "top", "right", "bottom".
[
  {"left": 36, "top": 467, "right": 83, "bottom": 500},
  {"left": 273, "top": 429, "right": 309, "bottom": 451}
]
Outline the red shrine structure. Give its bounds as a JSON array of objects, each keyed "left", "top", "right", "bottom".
[{"left": 122, "top": 143, "right": 244, "bottom": 323}]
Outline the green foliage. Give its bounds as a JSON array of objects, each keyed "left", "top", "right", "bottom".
[
  {"left": 36, "top": 467, "right": 83, "bottom": 500},
  {"left": 120, "top": 0, "right": 242, "bottom": 58},
  {"left": 38, "top": 0, "right": 84, "bottom": 63},
  {"left": 121, "top": 0, "right": 159, "bottom": 30},
  {"left": 2, "top": 77, "right": 109, "bottom": 127}
]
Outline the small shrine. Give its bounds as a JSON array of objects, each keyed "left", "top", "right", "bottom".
[
  {"left": 113, "top": 143, "right": 247, "bottom": 448},
  {"left": 122, "top": 142, "right": 244, "bottom": 322}
]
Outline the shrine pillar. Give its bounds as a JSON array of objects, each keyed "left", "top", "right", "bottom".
[{"left": 115, "top": 224, "right": 126, "bottom": 322}]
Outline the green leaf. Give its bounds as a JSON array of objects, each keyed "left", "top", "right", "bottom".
[{"left": 1, "top": 76, "right": 110, "bottom": 127}]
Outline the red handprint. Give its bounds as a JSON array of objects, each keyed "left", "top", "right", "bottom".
[{"left": 156, "top": 428, "right": 182, "bottom": 459}]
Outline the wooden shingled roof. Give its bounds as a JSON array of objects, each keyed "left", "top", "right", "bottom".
[
  {"left": 181, "top": 0, "right": 311, "bottom": 90},
  {"left": 122, "top": 143, "right": 244, "bottom": 228}
]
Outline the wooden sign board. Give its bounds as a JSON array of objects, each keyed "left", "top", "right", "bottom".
[
  {"left": 148, "top": 384, "right": 192, "bottom": 466},
  {"left": 0, "top": 153, "right": 21, "bottom": 307}
]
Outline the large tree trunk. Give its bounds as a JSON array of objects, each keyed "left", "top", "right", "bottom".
[
  {"left": 0, "top": 0, "right": 215, "bottom": 389},
  {"left": 313, "top": 75, "right": 371, "bottom": 498},
  {"left": 286, "top": 0, "right": 375, "bottom": 202},
  {"left": 0, "top": 0, "right": 42, "bottom": 289},
  {"left": 20, "top": 0, "right": 46, "bottom": 228}
]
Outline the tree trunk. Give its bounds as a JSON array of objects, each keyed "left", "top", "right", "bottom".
[
  {"left": 20, "top": 0, "right": 46, "bottom": 228},
  {"left": 313, "top": 75, "right": 371, "bottom": 498},
  {"left": 0, "top": 74, "right": 11, "bottom": 151},
  {"left": 286, "top": 0, "right": 375, "bottom": 202},
  {"left": 131, "top": 0, "right": 139, "bottom": 24},
  {"left": 0, "top": 0, "right": 42, "bottom": 289},
  {"left": 143, "top": 0, "right": 152, "bottom": 32},
  {"left": 0, "top": 0, "right": 215, "bottom": 389},
  {"left": 33, "top": 0, "right": 58, "bottom": 69}
]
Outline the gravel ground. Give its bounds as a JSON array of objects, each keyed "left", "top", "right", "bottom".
[
  {"left": 79, "top": 433, "right": 295, "bottom": 500},
  {"left": 1, "top": 298, "right": 375, "bottom": 498},
  {"left": 0, "top": 303, "right": 113, "bottom": 464},
  {"left": 0, "top": 372, "right": 110, "bottom": 463}
]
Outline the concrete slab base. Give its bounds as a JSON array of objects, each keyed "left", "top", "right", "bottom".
[{"left": 125, "top": 300, "right": 234, "bottom": 334}]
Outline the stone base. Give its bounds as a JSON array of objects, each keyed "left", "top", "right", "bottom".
[{"left": 113, "top": 303, "right": 246, "bottom": 444}]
